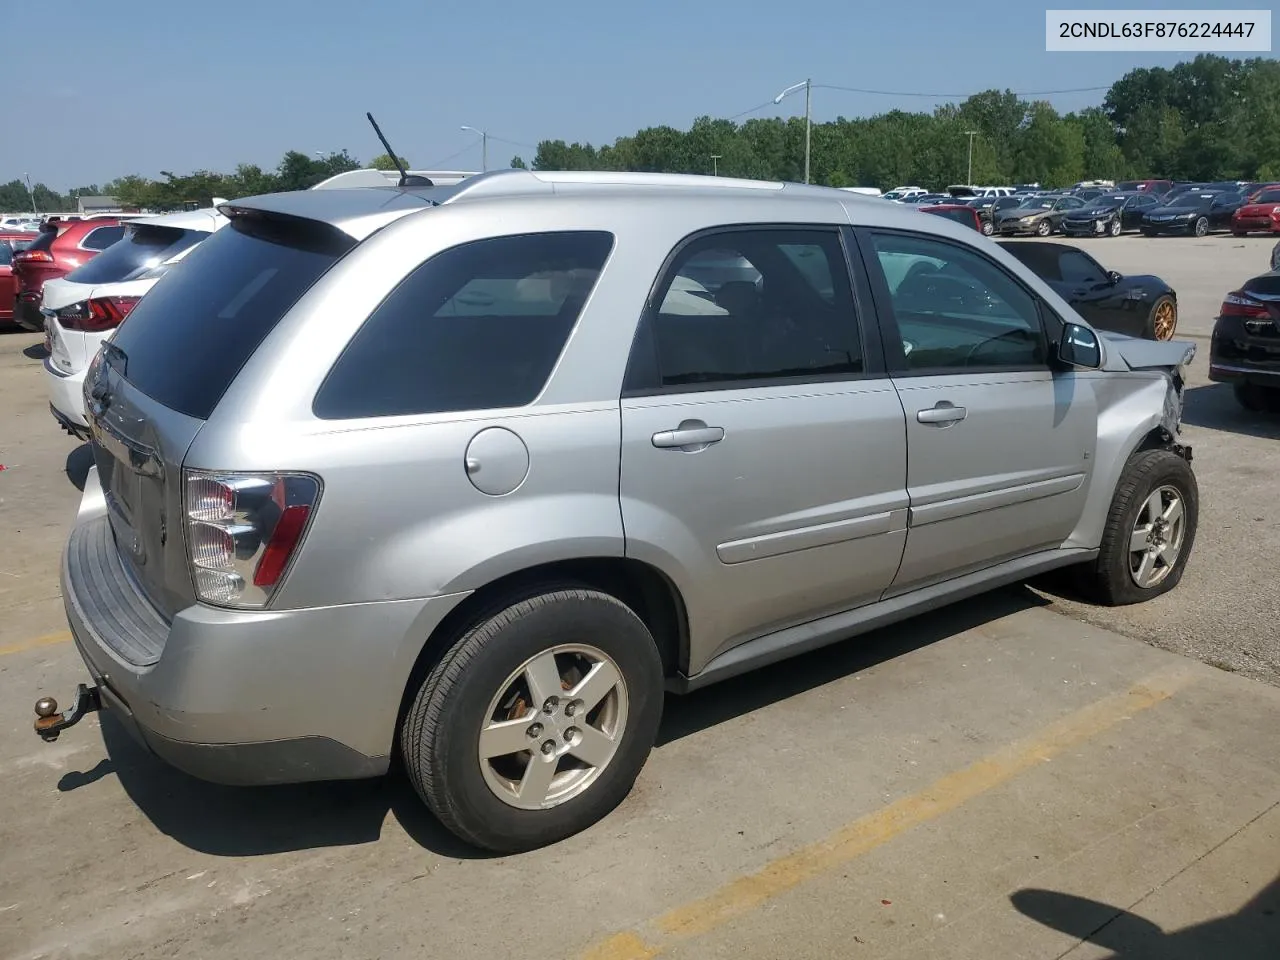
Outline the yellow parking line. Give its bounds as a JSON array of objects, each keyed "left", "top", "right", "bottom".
[
  {"left": 0, "top": 630, "right": 71, "bottom": 657},
  {"left": 578, "top": 662, "right": 1201, "bottom": 960}
]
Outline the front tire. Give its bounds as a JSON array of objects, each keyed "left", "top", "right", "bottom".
[
  {"left": 1036, "top": 220, "right": 1052, "bottom": 237},
  {"left": 1193, "top": 217, "right": 1209, "bottom": 238},
  {"left": 1144, "top": 295, "right": 1178, "bottom": 341},
  {"left": 1108, "top": 219, "right": 1122, "bottom": 237},
  {"left": 982, "top": 219, "right": 994, "bottom": 236},
  {"left": 401, "top": 588, "right": 665, "bottom": 853},
  {"left": 1076, "top": 449, "right": 1198, "bottom": 606}
]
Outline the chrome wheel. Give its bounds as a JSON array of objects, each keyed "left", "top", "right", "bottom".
[
  {"left": 1152, "top": 299, "right": 1177, "bottom": 340},
  {"left": 1108, "top": 219, "right": 1122, "bottom": 237},
  {"left": 1194, "top": 217, "right": 1208, "bottom": 237},
  {"left": 478, "top": 644, "right": 628, "bottom": 810},
  {"left": 1128, "top": 485, "right": 1186, "bottom": 589}
]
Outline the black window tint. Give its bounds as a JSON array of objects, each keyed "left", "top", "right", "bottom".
[
  {"left": 314, "top": 231, "right": 613, "bottom": 419},
  {"left": 641, "top": 228, "right": 863, "bottom": 390},
  {"left": 67, "top": 225, "right": 209, "bottom": 284},
  {"left": 872, "top": 232, "right": 1047, "bottom": 372},
  {"left": 25, "top": 230, "right": 57, "bottom": 253},
  {"left": 923, "top": 207, "right": 978, "bottom": 229},
  {"left": 109, "top": 220, "right": 347, "bottom": 419},
  {"left": 1253, "top": 189, "right": 1280, "bottom": 203},
  {"left": 1058, "top": 250, "right": 1106, "bottom": 284},
  {"left": 0, "top": 243, "right": 11, "bottom": 266},
  {"left": 80, "top": 225, "right": 125, "bottom": 251}
]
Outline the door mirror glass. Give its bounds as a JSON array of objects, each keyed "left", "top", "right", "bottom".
[{"left": 1058, "top": 322, "right": 1102, "bottom": 369}]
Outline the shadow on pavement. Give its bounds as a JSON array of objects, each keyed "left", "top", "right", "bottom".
[
  {"left": 1181, "top": 383, "right": 1280, "bottom": 439},
  {"left": 65, "top": 442, "right": 93, "bottom": 491},
  {"left": 1011, "top": 876, "right": 1280, "bottom": 958},
  {"left": 62, "top": 585, "right": 1046, "bottom": 858}
]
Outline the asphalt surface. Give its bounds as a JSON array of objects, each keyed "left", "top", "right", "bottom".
[{"left": 0, "top": 232, "right": 1278, "bottom": 959}]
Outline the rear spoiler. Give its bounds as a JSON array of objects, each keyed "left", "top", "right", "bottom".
[{"left": 310, "top": 169, "right": 480, "bottom": 190}]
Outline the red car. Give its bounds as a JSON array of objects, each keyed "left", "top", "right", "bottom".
[
  {"left": 10, "top": 218, "right": 127, "bottom": 331},
  {"left": 919, "top": 203, "right": 983, "bottom": 232},
  {"left": 1231, "top": 184, "right": 1280, "bottom": 236},
  {"left": 0, "top": 233, "right": 38, "bottom": 328}
]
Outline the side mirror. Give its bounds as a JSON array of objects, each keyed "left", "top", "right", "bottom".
[
  {"left": 1058, "top": 322, "right": 1102, "bottom": 369},
  {"left": 1107, "top": 270, "right": 1122, "bottom": 285}
]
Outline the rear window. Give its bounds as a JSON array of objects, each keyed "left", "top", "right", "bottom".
[
  {"left": 314, "top": 231, "right": 614, "bottom": 419},
  {"left": 68, "top": 224, "right": 210, "bottom": 284},
  {"left": 107, "top": 219, "right": 348, "bottom": 419},
  {"left": 79, "top": 225, "right": 125, "bottom": 251}
]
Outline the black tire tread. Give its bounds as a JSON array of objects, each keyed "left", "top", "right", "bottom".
[
  {"left": 401, "top": 587, "right": 652, "bottom": 851},
  {"left": 1076, "top": 448, "right": 1198, "bottom": 606}
]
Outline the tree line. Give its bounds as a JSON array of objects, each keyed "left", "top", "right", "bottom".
[{"left": 3, "top": 55, "right": 1277, "bottom": 215}]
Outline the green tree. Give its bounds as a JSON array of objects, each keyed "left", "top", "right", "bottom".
[
  {"left": 510, "top": 155, "right": 527, "bottom": 169},
  {"left": 371, "top": 153, "right": 408, "bottom": 171}
]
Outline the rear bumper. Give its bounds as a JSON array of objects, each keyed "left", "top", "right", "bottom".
[
  {"left": 1208, "top": 361, "right": 1280, "bottom": 387},
  {"left": 44, "top": 357, "right": 89, "bottom": 430},
  {"left": 61, "top": 500, "right": 469, "bottom": 785}
]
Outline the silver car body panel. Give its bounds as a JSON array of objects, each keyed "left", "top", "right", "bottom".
[{"left": 61, "top": 171, "right": 1191, "bottom": 777}]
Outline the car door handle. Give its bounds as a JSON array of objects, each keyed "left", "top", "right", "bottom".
[
  {"left": 916, "top": 402, "right": 967, "bottom": 425},
  {"left": 652, "top": 423, "right": 725, "bottom": 449}
]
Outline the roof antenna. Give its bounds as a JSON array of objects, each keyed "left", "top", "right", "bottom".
[{"left": 366, "top": 112, "right": 434, "bottom": 188}]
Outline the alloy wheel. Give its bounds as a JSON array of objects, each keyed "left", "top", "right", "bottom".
[
  {"left": 1153, "top": 300, "right": 1177, "bottom": 340},
  {"left": 1128, "top": 485, "right": 1186, "bottom": 589},
  {"left": 478, "top": 644, "right": 629, "bottom": 810}
]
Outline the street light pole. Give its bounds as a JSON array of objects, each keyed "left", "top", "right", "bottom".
[
  {"left": 461, "top": 126, "right": 488, "bottom": 172},
  {"left": 23, "top": 172, "right": 36, "bottom": 214},
  {"left": 710, "top": 154, "right": 722, "bottom": 176},
  {"left": 774, "top": 80, "right": 812, "bottom": 184},
  {"left": 965, "top": 131, "right": 978, "bottom": 185}
]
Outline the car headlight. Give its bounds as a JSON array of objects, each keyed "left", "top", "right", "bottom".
[{"left": 1182, "top": 212, "right": 1197, "bottom": 219}]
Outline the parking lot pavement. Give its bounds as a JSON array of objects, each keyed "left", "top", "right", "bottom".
[{"left": 0, "top": 231, "right": 1277, "bottom": 960}]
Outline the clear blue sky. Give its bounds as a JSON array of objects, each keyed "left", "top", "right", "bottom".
[{"left": 2, "top": 0, "right": 1272, "bottom": 189}]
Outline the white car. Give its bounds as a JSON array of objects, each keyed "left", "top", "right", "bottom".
[{"left": 43, "top": 207, "right": 228, "bottom": 436}]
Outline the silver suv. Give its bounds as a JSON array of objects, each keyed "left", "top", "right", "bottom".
[{"left": 39, "top": 170, "right": 1199, "bottom": 852}]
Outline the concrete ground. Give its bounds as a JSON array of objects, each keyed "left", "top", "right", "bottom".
[{"left": 1, "top": 234, "right": 1278, "bottom": 959}]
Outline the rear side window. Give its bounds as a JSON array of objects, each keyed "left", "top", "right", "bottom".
[
  {"left": 79, "top": 225, "right": 125, "bottom": 251},
  {"left": 108, "top": 220, "right": 348, "bottom": 419},
  {"left": 68, "top": 224, "right": 209, "bottom": 284},
  {"left": 314, "top": 231, "right": 613, "bottom": 419}
]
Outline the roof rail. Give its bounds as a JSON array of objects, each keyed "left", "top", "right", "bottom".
[
  {"left": 311, "top": 168, "right": 481, "bottom": 190},
  {"left": 436, "top": 168, "right": 794, "bottom": 205}
]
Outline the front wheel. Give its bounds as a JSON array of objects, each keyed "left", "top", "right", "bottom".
[
  {"left": 1036, "top": 219, "right": 1052, "bottom": 237},
  {"left": 1193, "top": 217, "right": 1209, "bottom": 238},
  {"left": 1108, "top": 219, "right": 1122, "bottom": 237},
  {"left": 400, "top": 588, "right": 665, "bottom": 853},
  {"left": 1075, "top": 449, "right": 1198, "bottom": 606},
  {"left": 1144, "top": 295, "right": 1177, "bottom": 341}
]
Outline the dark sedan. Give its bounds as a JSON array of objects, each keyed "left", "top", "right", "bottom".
[
  {"left": 996, "top": 195, "right": 1086, "bottom": 236},
  {"left": 965, "top": 196, "right": 1021, "bottom": 236},
  {"left": 998, "top": 240, "right": 1178, "bottom": 340},
  {"left": 1209, "top": 268, "right": 1280, "bottom": 412},
  {"left": 1140, "top": 192, "right": 1221, "bottom": 237},
  {"left": 1059, "top": 192, "right": 1162, "bottom": 238}
]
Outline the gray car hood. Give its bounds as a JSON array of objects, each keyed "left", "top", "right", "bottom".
[{"left": 1099, "top": 332, "right": 1195, "bottom": 372}]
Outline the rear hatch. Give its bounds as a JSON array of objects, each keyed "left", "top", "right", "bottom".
[
  {"left": 11, "top": 225, "right": 64, "bottom": 296},
  {"left": 85, "top": 214, "right": 355, "bottom": 618},
  {"left": 45, "top": 222, "right": 213, "bottom": 375}
]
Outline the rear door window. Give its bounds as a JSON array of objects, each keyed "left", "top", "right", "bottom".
[
  {"left": 68, "top": 224, "right": 210, "bottom": 284},
  {"left": 314, "top": 231, "right": 614, "bottom": 419},
  {"left": 107, "top": 219, "right": 350, "bottom": 419},
  {"left": 79, "top": 225, "right": 125, "bottom": 251}
]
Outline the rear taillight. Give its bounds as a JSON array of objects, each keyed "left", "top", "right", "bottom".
[
  {"left": 14, "top": 249, "right": 52, "bottom": 263},
  {"left": 1221, "top": 292, "right": 1270, "bottom": 320},
  {"left": 57, "top": 296, "right": 140, "bottom": 333},
  {"left": 183, "top": 472, "right": 320, "bottom": 608}
]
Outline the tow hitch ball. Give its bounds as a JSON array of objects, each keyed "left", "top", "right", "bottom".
[{"left": 33, "top": 684, "right": 101, "bottom": 742}]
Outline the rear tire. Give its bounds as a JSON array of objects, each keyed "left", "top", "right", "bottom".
[
  {"left": 1141, "top": 229, "right": 1156, "bottom": 237},
  {"left": 401, "top": 587, "right": 665, "bottom": 853},
  {"left": 981, "top": 220, "right": 994, "bottom": 236},
  {"left": 1143, "top": 295, "right": 1178, "bottom": 341},
  {"left": 1075, "top": 449, "right": 1197, "bottom": 606},
  {"left": 1233, "top": 382, "right": 1280, "bottom": 413}
]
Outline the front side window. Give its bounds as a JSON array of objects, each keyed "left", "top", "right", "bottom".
[
  {"left": 315, "top": 231, "right": 613, "bottom": 419},
  {"left": 870, "top": 232, "right": 1048, "bottom": 373},
  {"left": 633, "top": 228, "right": 863, "bottom": 391},
  {"left": 1058, "top": 250, "right": 1107, "bottom": 285}
]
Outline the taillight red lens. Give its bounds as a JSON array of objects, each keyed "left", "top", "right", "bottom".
[
  {"left": 14, "top": 250, "right": 52, "bottom": 263},
  {"left": 253, "top": 504, "right": 312, "bottom": 587},
  {"left": 1221, "top": 292, "right": 1270, "bottom": 319},
  {"left": 61, "top": 296, "right": 140, "bottom": 332}
]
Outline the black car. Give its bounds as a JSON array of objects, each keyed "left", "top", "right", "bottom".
[
  {"left": 1140, "top": 192, "right": 1223, "bottom": 237},
  {"left": 1207, "top": 190, "right": 1248, "bottom": 231},
  {"left": 998, "top": 240, "right": 1178, "bottom": 340},
  {"left": 1209, "top": 268, "right": 1280, "bottom": 412},
  {"left": 1059, "top": 192, "right": 1162, "bottom": 238},
  {"left": 965, "top": 196, "right": 1021, "bottom": 236}
]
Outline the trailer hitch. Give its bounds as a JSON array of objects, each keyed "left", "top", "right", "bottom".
[{"left": 34, "top": 684, "right": 101, "bottom": 742}]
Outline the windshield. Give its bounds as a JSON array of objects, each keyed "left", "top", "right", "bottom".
[
  {"left": 1091, "top": 196, "right": 1126, "bottom": 210},
  {"left": 1252, "top": 189, "right": 1280, "bottom": 204},
  {"left": 1017, "top": 198, "right": 1054, "bottom": 210},
  {"left": 66, "top": 224, "right": 211, "bottom": 285}
]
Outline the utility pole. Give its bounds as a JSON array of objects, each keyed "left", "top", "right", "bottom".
[
  {"left": 774, "top": 79, "right": 812, "bottom": 184},
  {"left": 965, "top": 131, "right": 978, "bottom": 185},
  {"left": 710, "top": 154, "right": 722, "bottom": 176},
  {"left": 461, "top": 126, "right": 488, "bottom": 172},
  {"left": 23, "top": 172, "right": 37, "bottom": 214}
]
